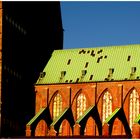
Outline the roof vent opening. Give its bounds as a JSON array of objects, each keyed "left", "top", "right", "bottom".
[
  {"left": 137, "top": 76, "right": 139, "bottom": 79},
  {"left": 40, "top": 72, "right": 46, "bottom": 78},
  {"left": 105, "top": 78, "right": 109, "bottom": 81},
  {"left": 131, "top": 67, "right": 136, "bottom": 73},
  {"left": 97, "top": 58, "right": 100, "bottom": 63},
  {"left": 97, "top": 56, "right": 103, "bottom": 63},
  {"left": 107, "top": 68, "right": 114, "bottom": 80},
  {"left": 109, "top": 68, "right": 114, "bottom": 74},
  {"left": 81, "top": 70, "right": 87, "bottom": 78},
  {"left": 130, "top": 67, "right": 136, "bottom": 79},
  {"left": 60, "top": 71, "right": 66, "bottom": 79},
  {"left": 79, "top": 49, "right": 86, "bottom": 54},
  {"left": 85, "top": 62, "right": 89, "bottom": 68},
  {"left": 89, "top": 75, "right": 93, "bottom": 80},
  {"left": 97, "top": 49, "right": 103, "bottom": 54},
  {"left": 127, "top": 55, "right": 131, "bottom": 61},
  {"left": 91, "top": 50, "right": 95, "bottom": 57},
  {"left": 76, "top": 78, "right": 79, "bottom": 83},
  {"left": 67, "top": 59, "right": 71, "bottom": 65}
]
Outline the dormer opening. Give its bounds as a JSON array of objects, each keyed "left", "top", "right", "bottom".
[
  {"left": 81, "top": 70, "right": 87, "bottom": 78},
  {"left": 60, "top": 71, "right": 66, "bottom": 79}
]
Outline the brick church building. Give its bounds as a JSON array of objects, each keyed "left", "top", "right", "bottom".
[{"left": 26, "top": 44, "right": 140, "bottom": 138}]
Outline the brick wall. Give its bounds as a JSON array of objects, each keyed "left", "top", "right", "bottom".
[{"left": 33, "top": 80, "right": 140, "bottom": 137}]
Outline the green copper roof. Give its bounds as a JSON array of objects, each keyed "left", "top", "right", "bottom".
[
  {"left": 27, "top": 108, "right": 46, "bottom": 125},
  {"left": 36, "top": 44, "right": 140, "bottom": 85},
  {"left": 104, "top": 108, "right": 120, "bottom": 124}
]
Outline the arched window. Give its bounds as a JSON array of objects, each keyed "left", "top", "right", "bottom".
[
  {"left": 53, "top": 93, "right": 62, "bottom": 120},
  {"left": 102, "top": 91, "right": 112, "bottom": 123},
  {"left": 129, "top": 89, "right": 139, "bottom": 130},
  {"left": 53, "top": 93, "right": 62, "bottom": 135},
  {"left": 77, "top": 94, "right": 86, "bottom": 119}
]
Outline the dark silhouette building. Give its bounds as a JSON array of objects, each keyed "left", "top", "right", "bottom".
[{"left": 1, "top": 1, "right": 63, "bottom": 137}]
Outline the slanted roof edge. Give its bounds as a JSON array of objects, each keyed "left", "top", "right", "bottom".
[
  {"left": 76, "top": 106, "right": 94, "bottom": 123},
  {"left": 104, "top": 108, "right": 120, "bottom": 124},
  {"left": 134, "top": 114, "right": 140, "bottom": 123},
  {"left": 51, "top": 108, "right": 69, "bottom": 126},
  {"left": 27, "top": 108, "right": 46, "bottom": 125}
]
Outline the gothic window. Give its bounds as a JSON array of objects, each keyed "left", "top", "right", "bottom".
[
  {"left": 53, "top": 93, "right": 62, "bottom": 135},
  {"left": 102, "top": 91, "right": 112, "bottom": 123},
  {"left": 53, "top": 93, "right": 62, "bottom": 120},
  {"left": 129, "top": 89, "right": 139, "bottom": 130},
  {"left": 76, "top": 94, "right": 86, "bottom": 119}
]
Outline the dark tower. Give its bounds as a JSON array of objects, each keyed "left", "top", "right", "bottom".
[{"left": 1, "top": 1, "right": 63, "bottom": 137}]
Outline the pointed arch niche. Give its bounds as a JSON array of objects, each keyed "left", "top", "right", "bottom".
[
  {"left": 84, "top": 116, "right": 99, "bottom": 136},
  {"left": 129, "top": 89, "right": 139, "bottom": 130},
  {"left": 59, "top": 119, "right": 72, "bottom": 136},
  {"left": 102, "top": 91, "right": 112, "bottom": 124},
  {"left": 35, "top": 120, "right": 48, "bottom": 136},
  {"left": 112, "top": 118, "right": 125, "bottom": 135}
]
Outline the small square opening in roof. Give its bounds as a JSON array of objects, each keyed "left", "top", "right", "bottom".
[
  {"left": 67, "top": 59, "right": 71, "bottom": 65},
  {"left": 89, "top": 75, "right": 93, "bottom": 80},
  {"left": 97, "top": 49, "right": 103, "bottom": 54},
  {"left": 82, "top": 70, "right": 87, "bottom": 76},
  {"left": 127, "top": 55, "right": 131, "bottom": 61},
  {"left": 91, "top": 50, "right": 95, "bottom": 57},
  {"left": 100, "top": 56, "right": 103, "bottom": 59},
  {"left": 97, "top": 58, "right": 100, "bottom": 63},
  {"left": 76, "top": 78, "right": 79, "bottom": 83},
  {"left": 85, "top": 62, "right": 89, "bottom": 68},
  {"left": 109, "top": 68, "right": 114, "bottom": 74},
  {"left": 61, "top": 71, "right": 66, "bottom": 78},
  {"left": 40, "top": 72, "right": 46, "bottom": 78}
]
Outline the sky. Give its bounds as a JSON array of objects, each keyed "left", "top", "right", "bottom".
[{"left": 60, "top": 1, "right": 140, "bottom": 49}]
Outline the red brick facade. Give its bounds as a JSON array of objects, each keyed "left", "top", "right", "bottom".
[{"left": 26, "top": 80, "right": 140, "bottom": 138}]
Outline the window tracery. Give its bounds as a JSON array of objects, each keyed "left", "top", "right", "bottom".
[
  {"left": 102, "top": 91, "right": 112, "bottom": 123},
  {"left": 129, "top": 89, "right": 139, "bottom": 130},
  {"left": 53, "top": 93, "right": 62, "bottom": 134},
  {"left": 76, "top": 94, "right": 86, "bottom": 119}
]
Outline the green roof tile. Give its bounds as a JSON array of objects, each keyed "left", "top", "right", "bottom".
[{"left": 36, "top": 44, "right": 140, "bottom": 85}]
